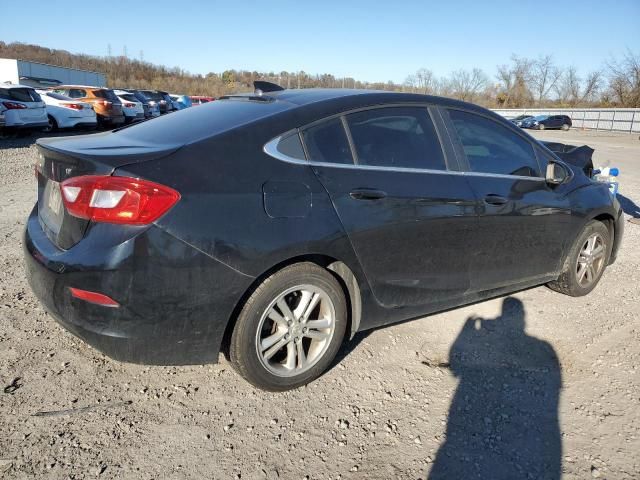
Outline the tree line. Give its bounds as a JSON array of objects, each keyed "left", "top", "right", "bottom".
[{"left": 1, "top": 41, "right": 638, "bottom": 108}]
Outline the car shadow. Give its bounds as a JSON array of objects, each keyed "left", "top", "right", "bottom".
[
  {"left": 427, "top": 297, "right": 562, "bottom": 480},
  {"left": 617, "top": 193, "right": 640, "bottom": 218}
]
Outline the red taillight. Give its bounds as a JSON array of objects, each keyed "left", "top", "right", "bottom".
[
  {"left": 99, "top": 100, "right": 112, "bottom": 107},
  {"left": 60, "top": 175, "right": 180, "bottom": 225},
  {"left": 69, "top": 287, "right": 119, "bottom": 307},
  {"left": 2, "top": 101, "right": 27, "bottom": 110},
  {"left": 62, "top": 102, "right": 84, "bottom": 110},
  {"left": 124, "top": 102, "right": 135, "bottom": 108}
]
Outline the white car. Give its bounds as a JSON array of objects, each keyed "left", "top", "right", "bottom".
[
  {"left": 0, "top": 84, "right": 48, "bottom": 132},
  {"left": 113, "top": 90, "right": 145, "bottom": 124},
  {"left": 37, "top": 90, "right": 97, "bottom": 132}
]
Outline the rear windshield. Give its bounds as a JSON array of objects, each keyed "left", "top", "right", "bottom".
[
  {"left": 0, "top": 87, "right": 41, "bottom": 102},
  {"left": 94, "top": 89, "right": 120, "bottom": 102},
  {"left": 140, "top": 90, "right": 163, "bottom": 101},
  {"left": 116, "top": 98, "right": 291, "bottom": 144},
  {"left": 120, "top": 94, "right": 139, "bottom": 102}
]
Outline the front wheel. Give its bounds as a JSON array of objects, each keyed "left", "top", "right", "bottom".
[
  {"left": 538, "top": 123, "right": 545, "bottom": 130},
  {"left": 547, "top": 220, "right": 611, "bottom": 296},
  {"left": 230, "top": 263, "right": 347, "bottom": 391}
]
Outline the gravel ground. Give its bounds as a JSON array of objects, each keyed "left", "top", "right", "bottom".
[{"left": 0, "top": 129, "right": 639, "bottom": 479}]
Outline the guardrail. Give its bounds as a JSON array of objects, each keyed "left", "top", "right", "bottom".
[{"left": 492, "top": 108, "right": 640, "bottom": 133}]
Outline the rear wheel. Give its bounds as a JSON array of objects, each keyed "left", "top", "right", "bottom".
[
  {"left": 230, "top": 263, "right": 347, "bottom": 391},
  {"left": 561, "top": 123, "right": 570, "bottom": 131},
  {"left": 43, "top": 115, "right": 58, "bottom": 133},
  {"left": 547, "top": 220, "right": 611, "bottom": 296}
]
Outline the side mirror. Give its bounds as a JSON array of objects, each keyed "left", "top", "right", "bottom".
[{"left": 546, "top": 162, "right": 567, "bottom": 185}]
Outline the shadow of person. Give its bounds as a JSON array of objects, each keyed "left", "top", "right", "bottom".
[
  {"left": 617, "top": 193, "right": 640, "bottom": 218},
  {"left": 428, "top": 297, "right": 562, "bottom": 480}
]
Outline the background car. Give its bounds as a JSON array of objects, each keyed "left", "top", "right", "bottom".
[
  {"left": 0, "top": 84, "right": 48, "bottom": 132},
  {"left": 190, "top": 95, "right": 215, "bottom": 106},
  {"left": 510, "top": 114, "right": 534, "bottom": 127},
  {"left": 37, "top": 90, "right": 97, "bottom": 132},
  {"left": 113, "top": 90, "right": 145, "bottom": 124},
  {"left": 138, "top": 90, "right": 171, "bottom": 114},
  {"left": 51, "top": 86, "right": 125, "bottom": 128},
  {"left": 25, "top": 86, "right": 623, "bottom": 391},
  {"left": 521, "top": 114, "right": 572, "bottom": 130},
  {"left": 158, "top": 91, "right": 176, "bottom": 113},
  {"left": 170, "top": 94, "right": 192, "bottom": 110},
  {"left": 126, "top": 90, "right": 160, "bottom": 118}
]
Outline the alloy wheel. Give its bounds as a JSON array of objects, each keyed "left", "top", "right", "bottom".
[
  {"left": 576, "top": 233, "right": 606, "bottom": 287},
  {"left": 256, "top": 285, "right": 336, "bottom": 377}
]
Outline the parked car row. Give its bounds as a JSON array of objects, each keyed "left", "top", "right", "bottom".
[
  {"left": 1, "top": 82, "right": 215, "bottom": 134},
  {"left": 510, "top": 114, "right": 572, "bottom": 130}
]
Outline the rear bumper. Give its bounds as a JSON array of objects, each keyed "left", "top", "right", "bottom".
[
  {"left": 98, "top": 115, "right": 125, "bottom": 125},
  {"left": 23, "top": 206, "right": 253, "bottom": 365}
]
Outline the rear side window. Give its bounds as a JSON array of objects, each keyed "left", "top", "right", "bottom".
[
  {"left": 447, "top": 109, "right": 540, "bottom": 177},
  {"left": 45, "top": 92, "right": 71, "bottom": 101},
  {"left": 345, "top": 107, "right": 446, "bottom": 170},
  {"left": 277, "top": 133, "right": 306, "bottom": 160},
  {"left": 302, "top": 118, "right": 353, "bottom": 165},
  {"left": 67, "top": 89, "right": 87, "bottom": 99}
]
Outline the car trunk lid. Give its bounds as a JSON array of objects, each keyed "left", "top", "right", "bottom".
[{"left": 36, "top": 132, "right": 180, "bottom": 250}]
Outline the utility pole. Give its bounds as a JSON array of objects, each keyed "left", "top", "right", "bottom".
[
  {"left": 107, "top": 44, "right": 112, "bottom": 57},
  {"left": 139, "top": 50, "right": 144, "bottom": 62}
]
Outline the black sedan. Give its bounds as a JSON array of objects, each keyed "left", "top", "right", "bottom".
[
  {"left": 521, "top": 114, "right": 572, "bottom": 130},
  {"left": 24, "top": 84, "right": 623, "bottom": 391},
  {"left": 510, "top": 114, "right": 534, "bottom": 127}
]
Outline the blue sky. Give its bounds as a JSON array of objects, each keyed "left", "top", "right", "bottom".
[{"left": 2, "top": 0, "right": 639, "bottom": 83}]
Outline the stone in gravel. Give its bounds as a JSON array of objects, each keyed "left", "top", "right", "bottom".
[
  {"left": 591, "top": 466, "right": 601, "bottom": 477},
  {"left": 0, "top": 459, "right": 13, "bottom": 473},
  {"left": 337, "top": 419, "right": 349, "bottom": 429},
  {"left": 224, "top": 423, "right": 233, "bottom": 432}
]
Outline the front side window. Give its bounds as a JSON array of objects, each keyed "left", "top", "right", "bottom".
[
  {"left": 346, "top": 107, "right": 446, "bottom": 170},
  {"left": 302, "top": 118, "right": 353, "bottom": 165},
  {"left": 447, "top": 109, "right": 540, "bottom": 177}
]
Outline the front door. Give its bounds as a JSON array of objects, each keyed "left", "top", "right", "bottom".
[
  {"left": 442, "top": 108, "right": 574, "bottom": 290},
  {"left": 302, "top": 107, "right": 478, "bottom": 308}
]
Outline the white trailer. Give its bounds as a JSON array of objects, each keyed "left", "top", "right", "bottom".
[{"left": 0, "top": 58, "right": 106, "bottom": 88}]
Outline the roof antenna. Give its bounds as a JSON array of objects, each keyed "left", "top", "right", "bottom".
[{"left": 254, "top": 81, "right": 285, "bottom": 96}]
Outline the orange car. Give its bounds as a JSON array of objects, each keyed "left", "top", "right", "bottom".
[{"left": 50, "top": 86, "right": 125, "bottom": 128}]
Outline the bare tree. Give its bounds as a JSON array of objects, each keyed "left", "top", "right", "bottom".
[
  {"left": 531, "top": 55, "right": 562, "bottom": 104},
  {"left": 496, "top": 56, "right": 534, "bottom": 107},
  {"left": 607, "top": 50, "right": 640, "bottom": 106},
  {"left": 580, "top": 70, "right": 603, "bottom": 103},
  {"left": 448, "top": 68, "right": 488, "bottom": 102}
]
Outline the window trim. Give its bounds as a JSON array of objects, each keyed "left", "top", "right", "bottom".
[
  {"left": 441, "top": 106, "right": 545, "bottom": 180},
  {"left": 264, "top": 103, "right": 456, "bottom": 174}
]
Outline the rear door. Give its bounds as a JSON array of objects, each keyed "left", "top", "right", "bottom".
[
  {"left": 304, "top": 106, "right": 478, "bottom": 308},
  {"left": 442, "top": 108, "right": 573, "bottom": 290}
]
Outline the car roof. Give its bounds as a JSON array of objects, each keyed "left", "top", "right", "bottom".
[
  {"left": 52, "top": 85, "right": 108, "bottom": 90},
  {"left": 0, "top": 83, "right": 36, "bottom": 90},
  {"left": 222, "top": 88, "right": 489, "bottom": 114}
]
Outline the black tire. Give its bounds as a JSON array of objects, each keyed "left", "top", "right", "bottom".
[
  {"left": 561, "top": 123, "right": 570, "bottom": 131},
  {"left": 43, "top": 115, "right": 58, "bottom": 133},
  {"left": 538, "top": 123, "right": 545, "bottom": 130},
  {"left": 230, "top": 262, "right": 347, "bottom": 391},
  {"left": 547, "top": 220, "right": 611, "bottom": 296}
]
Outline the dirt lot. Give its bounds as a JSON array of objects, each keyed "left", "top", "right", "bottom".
[{"left": 1, "top": 129, "right": 639, "bottom": 479}]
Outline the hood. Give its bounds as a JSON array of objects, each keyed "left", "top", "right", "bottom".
[{"left": 541, "top": 141, "right": 594, "bottom": 176}]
